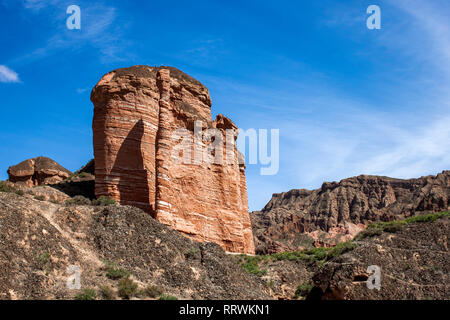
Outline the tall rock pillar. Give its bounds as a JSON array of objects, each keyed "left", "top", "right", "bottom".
[{"left": 92, "top": 65, "right": 255, "bottom": 254}]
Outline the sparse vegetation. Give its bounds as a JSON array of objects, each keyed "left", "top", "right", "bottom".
[
  {"left": 77, "top": 172, "right": 89, "bottom": 178},
  {"left": 237, "top": 241, "right": 357, "bottom": 276},
  {"left": 356, "top": 211, "right": 450, "bottom": 239},
  {"left": 65, "top": 195, "right": 116, "bottom": 207},
  {"left": 158, "top": 294, "right": 178, "bottom": 300},
  {"left": 185, "top": 247, "right": 201, "bottom": 259},
  {"left": 66, "top": 171, "right": 90, "bottom": 182},
  {"left": 36, "top": 251, "right": 51, "bottom": 270},
  {"left": 92, "top": 196, "right": 116, "bottom": 206},
  {"left": 99, "top": 285, "right": 115, "bottom": 300},
  {"left": 271, "top": 241, "right": 357, "bottom": 263},
  {"left": 237, "top": 256, "right": 268, "bottom": 276},
  {"left": 105, "top": 261, "right": 131, "bottom": 280},
  {"left": 117, "top": 278, "right": 138, "bottom": 299},
  {"left": 0, "top": 181, "right": 24, "bottom": 196},
  {"left": 74, "top": 288, "right": 97, "bottom": 300},
  {"left": 0, "top": 181, "right": 14, "bottom": 192},
  {"left": 143, "top": 285, "right": 164, "bottom": 298},
  {"left": 294, "top": 283, "right": 313, "bottom": 299},
  {"left": 65, "top": 195, "right": 91, "bottom": 206}
]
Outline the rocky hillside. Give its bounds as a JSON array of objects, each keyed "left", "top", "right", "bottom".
[
  {"left": 252, "top": 171, "right": 450, "bottom": 253},
  {"left": 310, "top": 213, "right": 449, "bottom": 300},
  {"left": 240, "top": 212, "right": 449, "bottom": 300},
  {"left": 0, "top": 186, "right": 270, "bottom": 300},
  {"left": 1, "top": 180, "right": 448, "bottom": 300}
]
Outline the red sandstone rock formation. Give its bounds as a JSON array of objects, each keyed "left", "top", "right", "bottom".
[
  {"left": 91, "top": 65, "right": 254, "bottom": 254},
  {"left": 7, "top": 156, "right": 72, "bottom": 187}
]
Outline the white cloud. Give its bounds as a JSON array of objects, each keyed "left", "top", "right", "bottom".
[
  {"left": 0, "top": 65, "right": 20, "bottom": 83},
  {"left": 23, "top": 0, "right": 59, "bottom": 11},
  {"left": 11, "top": 1, "right": 130, "bottom": 65},
  {"left": 282, "top": 107, "right": 450, "bottom": 189},
  {"left": 76, "top": 88, "right": 88, "bottom": 94},
  {"left": 389, "top": 0, "right": 450, "bottom": 78}
]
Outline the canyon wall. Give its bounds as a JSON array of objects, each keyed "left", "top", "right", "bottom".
[
  {"left": 252, "top": 171, "right": 450, "bottom": 253},
  {"left": 91, "top": 65, "right": 254, "bottom": 254}
]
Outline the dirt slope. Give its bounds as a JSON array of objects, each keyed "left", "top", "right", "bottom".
[{"left": 0, "top": 190, "right": 270, "bottom": 300}]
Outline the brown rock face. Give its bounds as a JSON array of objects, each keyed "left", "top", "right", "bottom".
[
  {"left": 252, "top": 171, "right": 450, "bottom": 253},
  {"left": 7, "top": 157, "right": 72, "bottom": 187},
  {"left": 91, "top": 65, "right": 254, "bottom": 254}
]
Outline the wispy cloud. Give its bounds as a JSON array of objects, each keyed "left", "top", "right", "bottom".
[
  {"left": 76, "top": 87, "right": 88, "bottom": 94},
  {"left": 0, "top": 65, "right": 20, "bottom": 83},
  {"left": 23, "top": 0, "right": 59, "bottom": 11},
  {"left": 10, "top": 1, "right": 131, "bottom": 65},
  {"left": 281, "top": 104, "right": 450, "bottom": 188},
  {"left": 392, "top": 0, "right": 450, "bottom": 64}
]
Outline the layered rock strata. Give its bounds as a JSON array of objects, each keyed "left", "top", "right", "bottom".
[
  {"left": 91, "top": 65, "right": 254, "bottom": 254},
  {"left": 252, "top": 171, "right": 450, "bottom": 253},
  {"left": 7, "top": 156, "right": 72, "bottom": 187}
]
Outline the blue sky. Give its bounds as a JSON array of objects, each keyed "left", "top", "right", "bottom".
[{"left": 0, "top": 0, "right": 449, "bottom": 211}]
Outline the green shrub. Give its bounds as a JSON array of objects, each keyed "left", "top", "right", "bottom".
[
  {"left": 144, "top": 285, "right": 164, "bottom": 298},
  {"left": 99, "top": 285, "right": 115, "bottom": 300},
  {"left": 105, "top": 262, "right": 131, "bottom": 280},
  {"left": 118, "top": 278, "right": 138, "bottom": 299},
  {"left": 78, "top": 172, "right": 89, "bottom": 178},
  {"left": 0, "top": 181, "right": 24, "bottom": 195},
  {"left": 238, "top": 241, "right": 358, "bottom": 276},
  {"left": 159, "top": 294, "right": 178, "bottom": 300},
  {"left": 238, "top": 256, "right": 267, "bottom": 276},
  {"left": 0, "top": 181, "right": 14, "bottom": 193},
  {"left": 328, "top": 241, "right": 358, "bottom": 258},
  {"left": 67, "top": 171, "right": 90, "bottom": 181},
  {"left": 270, "top": 241, "right": 357, "bottom": 263},
  {"left": 294, "top": 283, "right": 313, "bottom": 299},
  {"left": 184, "top": 247, "right": 201, "bottom": 259},
  {"left": 65, "top": 195, "right": 91, "bottom": 206},
  {"left": 405, "top": 211, "right": 449, "bottom": 223},
  {"left": 356, "top": 211, "right": 450, "bottom": 239},
  {"left": 92, "top": 196, "right": 116, "bottom": 206},
  {"left": 74, "top": 288, "right": 97, "bottom": 300},
  {"left": 36, "top": 252, "right": 51, "bottom": 270}
]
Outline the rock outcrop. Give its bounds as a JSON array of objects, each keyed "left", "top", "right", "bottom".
[
  {"left": 91, "top": 65, "right": 254, "bottom": 254},
  {"left": 252, "top": 171, "right": 450, "bottom": 253},
  {"left": 7, "top": 156, "right": 72, "bottom": 187}
]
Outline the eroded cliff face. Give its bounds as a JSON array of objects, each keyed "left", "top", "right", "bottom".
[
  {"left": 252, "top": 171, "right": 450, "bottom": 253},
  {"left": 91, "top": 65, "right": 254, "bottom": 254}
]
